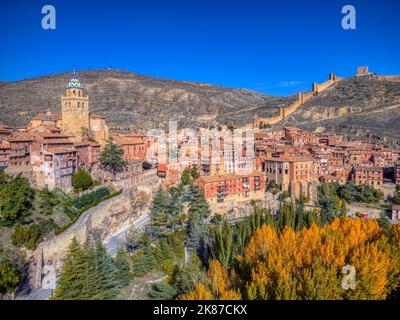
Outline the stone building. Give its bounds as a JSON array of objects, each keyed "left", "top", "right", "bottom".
[
  {"left": 351, "top": 167, "right": 383, "bottom": 190},
  {"left": 264, "top": 156, "right": 317, "bottom": 201},
  {"left": 197, "top": 172, "right": 265, "bottom": 206},
  {"left": 32, "top": 147, "right": 77, "bottom": 190},
  {"left": 74, "top": 141, "right": 101, "bottom": 169},
  {"left": 112, "top": 135, "right": 147, "bottom": 161}
]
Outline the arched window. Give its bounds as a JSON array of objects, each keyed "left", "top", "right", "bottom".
[
  {"left": 78, "top": 102, "right": 80, "bottom": 108},
  {"left": 73, "top": 90, "right": 76, "bottom": 96}
]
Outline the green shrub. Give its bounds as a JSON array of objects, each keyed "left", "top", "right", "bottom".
[
  {"left": 72, "top": 168, "right": 93, "bottom": 192},
  {"left": 73, "top": 187, "right": 110, "bottom": 209},
  {"left": 11, "top": 224, "right": 41, "bottom": 250},
  {"left": 212, "top": 214, "right": 223, "bottom": 224}
]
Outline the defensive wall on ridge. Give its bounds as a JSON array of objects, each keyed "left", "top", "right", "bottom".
[{"left": 253, "top": 72, "right": 343, "bottom": 128}]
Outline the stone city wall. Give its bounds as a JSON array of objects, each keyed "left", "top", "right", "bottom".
[{"left": 253, "top": 74, "right": 342, "bottom": 128}]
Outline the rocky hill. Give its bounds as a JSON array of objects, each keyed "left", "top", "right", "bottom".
[{"left": 0, "top": 70, "right": 292, "bottom": 131}]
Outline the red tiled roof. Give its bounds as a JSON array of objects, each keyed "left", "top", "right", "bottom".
[
  {"left": 264, "top": 156, "right": 314, "bottom": 163},
  {"left": 41, "top": 139, "right": 74, "bottom": 144},
  {"left": 198, "top": 172, "right": 262, "bottom": 184},
  {"left": 46, "top": 147, "right": 77, "bottom": 154},
  {"left": 0, "top": 141, "right": 10, "bottom": 149},
  {"left": 8, "top": 133, "right": 35, "bottom": 142},
  {"left": 112, "top": 135, "right": 145, "bottom": 145}
]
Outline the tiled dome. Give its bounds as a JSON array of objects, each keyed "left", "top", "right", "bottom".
[{"left": 66, "top": 75, "right": 83, "bottom": 89}]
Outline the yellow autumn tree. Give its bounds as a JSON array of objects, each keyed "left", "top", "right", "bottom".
[
  {"left": 178, "top": 260, "right": 241, "bottom": 300},
  {"left": 241, "top": 217, "right": 397, "bottom": 300},
  {"left": 178, "top": 283, "right": 213, "bottom": 300},
  {"left": 179, "top": 217, "right": 400, "bottom": 300}
]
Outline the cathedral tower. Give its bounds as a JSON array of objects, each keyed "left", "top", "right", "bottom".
[{"left": 61, "top": 73, "right": 90, "bottom": 141}]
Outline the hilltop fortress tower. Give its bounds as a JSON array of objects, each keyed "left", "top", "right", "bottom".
[{"left": 61, "top": 73, "right": 109, "bottom": 147}]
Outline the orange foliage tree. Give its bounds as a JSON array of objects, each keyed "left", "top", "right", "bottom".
[
  {"left": 179, "top": 260, "right": 241, "bottom": 300},
  {"left": 181, "top": 217, "right": 400, "bottom": 300}
]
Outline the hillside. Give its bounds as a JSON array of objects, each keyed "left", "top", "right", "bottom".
[
  {"left": 0, "top": 70, "right": 292, "bottom": 131},
  {"left": 1, "top": 70, "right": 399, "bottom": 143},
  {"left": 282, "top": 76, "right": 400, "bottom": 144}
]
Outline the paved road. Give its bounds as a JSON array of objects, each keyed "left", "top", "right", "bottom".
[
  {"left": 17, "top": 288, "right": 53, "bottom": 300},
  {"left": 105, "top": 214, "right": 150, "bottom": 256}
]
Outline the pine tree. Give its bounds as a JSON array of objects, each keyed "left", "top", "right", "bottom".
[
  {"left": 54, "top": 238, "right": 87, "bottom": 299},
  {"left": 80, "top": 242, "right": 104, "bottom": 299},
  {"left": 149, "top": 187, "right": 171, "bottom": 237},
  {"left": 95, "top": 241, "right": 118, "bottom": 299},
  {"left": 210, "top": 221, "right": 233, "bottom": 268},
  {"left": 187, "top": 187, "right": 210, "bottom": 257},
  {"left": 180, "top": 168, "right": 192, "bottom": 186},
  {"left": 114, "top": 246, "right": 130, "bottom": 288},
  {"left": 149, "top": 282, "right": 178, "bottom": 299},
  {"left": 175, "top": 253, "right": 204, "bottom": 294}
]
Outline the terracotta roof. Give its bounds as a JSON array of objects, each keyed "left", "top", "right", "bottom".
[
  {"left": 0, "top": 141, "right": 10, "bottom": 149},
  {"left": 0, "top": 125, "right": 13, "bottom": 130},
  {"left": 112, "top": 135, "right": 145, "bottom": 145},
  {"left": 198, "top": 174, "right": 238, "bottom": 183},
  {"left": 264, "top": 156, "right": 314, "bottom": 163},
  {"left": 198, "top": 172, "right": 262, "bottom": 184},
  {"left": 8, "top": 133, "right": 34, "bottom": 142},
  {"left": 41, "top": 139, "right": 74, "bottom": 145},
  {"left": 31, "top": 112, "right": 61, "bottom": 121},
  {"left": 30, "top": 125, "right": 62, "bottom": 132},
  {"left": 46, "top": 147, "right": 77, "bottom": 154},
  {"left": 74, "top": 141, "right": 91, "bottom": 147},
  {"left": 353, "top": 166, "right": 383, "bottom": 172}
]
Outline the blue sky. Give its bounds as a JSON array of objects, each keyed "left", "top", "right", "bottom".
[{"left": 0, "top": 0, "right": 399, "bottom": 96}]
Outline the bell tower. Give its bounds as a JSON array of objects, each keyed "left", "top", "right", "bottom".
[{"left": 61, "top": 72, "right": 90, "bottom": 141}]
